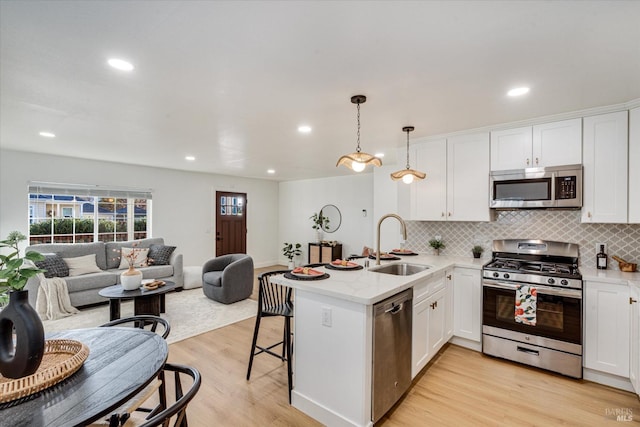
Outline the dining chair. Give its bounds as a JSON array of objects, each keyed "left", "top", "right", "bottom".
[
  {"left": 91, "top": 363, "right": 201, "bottom": 427},
  {"left": 100, "top": 315, "right": 171, "bottom": 339},
  {"left": 246, "top": 269, "right": 294, "bottom": 403}
]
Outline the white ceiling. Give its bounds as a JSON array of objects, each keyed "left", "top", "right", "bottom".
[{"left": 1, "top": 1, "right": 639, "bottom": 181}]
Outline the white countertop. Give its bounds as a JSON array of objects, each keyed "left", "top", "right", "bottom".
[
  {"left": 272, "top": 254, "right": 485, "bottom": 305},
  {"left": 581, "top": 267, "right": 640, "bottom": 285}
]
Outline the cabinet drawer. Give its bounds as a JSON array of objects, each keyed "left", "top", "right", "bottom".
[{"left": 413, "top": 271, "right": 445, "bottom": 303}]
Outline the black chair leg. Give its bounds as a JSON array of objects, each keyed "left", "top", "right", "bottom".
[
  {"left": 246, "top": 314, "right": 262, "bottom": 380},
  {"left": 285, "top": 316, "right": 293, "bottom": 404}
]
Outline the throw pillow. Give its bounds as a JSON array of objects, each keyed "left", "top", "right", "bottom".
[
  {"left": 147, "top": 245, "right": 176, "bottom": 266},
  {"left": 118, "top": 247, "right": 150, "bottom": 269},
  {"left": 34, "top": 253, "right": 70, "bottom": 278},
  {"left": 63, "top": 254, "right": 103, "bottom": 276}
]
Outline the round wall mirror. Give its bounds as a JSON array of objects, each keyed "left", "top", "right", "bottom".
[{"left": 320, "top": 204, "right": 341, "bottom": 233}]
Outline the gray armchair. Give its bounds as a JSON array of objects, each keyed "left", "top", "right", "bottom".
[{"left": 202, "top": 254, "right": 254, "bottom": 304}]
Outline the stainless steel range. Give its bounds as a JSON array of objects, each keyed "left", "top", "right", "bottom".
[{"left": 482, "top": 239, "right": 583, "bottom": 378}]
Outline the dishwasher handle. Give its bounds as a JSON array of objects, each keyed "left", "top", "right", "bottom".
[{"left": 385, "top": 302, "right": 404, "bottom": 315}]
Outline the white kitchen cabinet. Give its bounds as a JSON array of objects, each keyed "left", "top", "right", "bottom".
[
  {"left": 490, "top": 119, "right": 582, "bottom": 171},
  {"left": 446, "top": 133, "right": 490, "bottom": 221},
  {"left": 409, "top": 133, "right": 489, "bottom": 222},
  {"left": 490, "top": 126, "right": 532, "bottom": 170},
  {"left": 453, "top": 267, "right": 482, "bottom": 342},
  {"left": 582, "top": 111, "right": 629, "bottom": 223},
  {"left": 629, "top": 107, "right": 640, "bottom": 223},
  {"left": 411, "top": 270, "right": 449, "bottom": 378},
  {"left": 584, "top": 281, "right": 630, "bottom": 377},
  {"left": 629, "top": 281, "right": 640, "bottom": 398}
]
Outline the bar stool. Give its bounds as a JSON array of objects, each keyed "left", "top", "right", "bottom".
[{"left": 246, "top": 269, "right": 294, "bottom": 403}]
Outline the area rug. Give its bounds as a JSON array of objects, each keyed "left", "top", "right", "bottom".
[{"left": 42, "top": 289, "right": 258, "bottom": 344}]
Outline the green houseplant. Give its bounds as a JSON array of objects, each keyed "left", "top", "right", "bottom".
[
  {"left": 310, "top": 212, "right": 330, "bottom": 243},
  {"left": 282, "top": 242, "right": 302, "bottom": 268},
  {"left": 472, "top": 245, "right": 484, "bottom": 259},
  {"left": 428, "top": 237, "right": 445, "bottom": 255},
  {"left": 0, "top": 231, "right": 46, "bottom": 378}
]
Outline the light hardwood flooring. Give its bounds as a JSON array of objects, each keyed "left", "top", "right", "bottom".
[{"left": 168, "top": 267, "right": 639, "bottom": 426}]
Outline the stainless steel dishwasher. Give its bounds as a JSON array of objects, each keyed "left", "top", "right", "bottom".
[{"left": 372, "top": 288, "right": 413, "bottom": 422}]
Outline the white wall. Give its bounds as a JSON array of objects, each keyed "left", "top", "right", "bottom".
[
  {"left": 0, "top": 150, "right": 279, "bottom": 267},
  {"left": 278, "top": 174, "right": 374, "bottom": 265}
]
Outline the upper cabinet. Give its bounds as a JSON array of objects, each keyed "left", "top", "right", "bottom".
[
  {"left": 490, "top": 119, "right": 582, "bottom": 171},
  {"left": 409, "top": 133, "right": 489, "bottom": 222},
  {"left": 582, "top": 111, "right": 629, "bottom": 223},
  {"left": 629, "top": 107, "right": 640, "bottom": 223}
]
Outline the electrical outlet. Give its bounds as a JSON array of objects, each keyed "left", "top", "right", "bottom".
[
  {"left": 321, "top": 307, "right": 332, "bottom": 327},
  {"left": 596, "top": 243, "right": 607, "bottom": 254}
]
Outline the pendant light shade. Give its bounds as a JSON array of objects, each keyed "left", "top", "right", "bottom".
[
  {"left": 336, "top": 95, "right": 382, "bottom": 172},
  {"left": 390, "top": 126, "right": 426, "bottom": 183}
]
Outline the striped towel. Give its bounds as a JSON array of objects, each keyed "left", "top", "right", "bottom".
[{"left": 515, "top": 285, "right": 537, "bottom": 326}]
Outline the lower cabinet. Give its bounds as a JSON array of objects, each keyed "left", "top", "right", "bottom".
[
  {"left": 584, "top": 281, "right": 630, "bottom": 377},
  {"left": 411, "top": 269, "right": 452, "bottom": 378},
  {"left": 453, "top": 267, "right": 482, "bottom": 342},
  {"left": 630, "top": 281, "right": 640, "bottom": 397}
]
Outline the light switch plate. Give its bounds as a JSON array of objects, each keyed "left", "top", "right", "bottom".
[{"left": 321, "top": 307, "right": 332, "bottom": 327}]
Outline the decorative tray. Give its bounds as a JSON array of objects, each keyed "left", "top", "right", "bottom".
[
  {"left": 284, "top": 272, "right": 330, "bottom": 281},
  {"left": 0, "top": 339, "right": 90, "bottom": 404}
]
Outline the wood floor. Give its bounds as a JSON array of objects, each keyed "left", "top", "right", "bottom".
[{"left": 168, "top": 267, "right": 640, "bottom": 426}]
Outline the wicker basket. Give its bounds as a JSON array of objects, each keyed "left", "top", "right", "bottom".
[{"left": 0, "top": 339, "right": 89, "bottom": 404}]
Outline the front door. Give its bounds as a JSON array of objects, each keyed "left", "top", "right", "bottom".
[{"left": 215, "top": 191, "right": 247, "bottom": 256}]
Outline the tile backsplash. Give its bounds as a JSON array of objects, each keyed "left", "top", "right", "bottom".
[{"left": 406, "top": 210, "right": 640, "bottom": 271}]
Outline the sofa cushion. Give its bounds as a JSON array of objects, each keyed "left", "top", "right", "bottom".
[
  {"left": 203, "top": 271, "right": 223, "bottom": 287},
  {"left": 147, "top": 244, "right": 176, "bottom": 266},
  {"left": 35, "top": 253, "right": 69, "bottom": 278},
  {"left": 63, "top": 254, "right": 103, "bottom": 276},
  {"left": 64, "top": 272, "right": 117, "bottom": 293},
  {"left": 137, "top": 265, "right": 174, "bottom": 280},
  {"left": 105, "top": 238, "right": 165, "bottom": 269},
  {"left": 118, "top": 247, "right": 150, "bottom": 269},
  {"left": 28, "top": 242, "right": 107, "bottom": 270}
]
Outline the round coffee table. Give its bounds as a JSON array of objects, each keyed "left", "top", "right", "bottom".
[{"left": 99, "top": 281, "right": 176, "bottom": 321}]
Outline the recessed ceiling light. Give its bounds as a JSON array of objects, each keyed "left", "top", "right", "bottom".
[
  {"left": 108, "top": 58, "right": 134, "bottom": 72},
  {"left": 185, "top": 156, "right": 195, "bottom": 161},
  {"left": 507, "top": 87, "right": 530, "bottom": 97},
  {"left": 267, "top": 169, "right": 276, "bottom": 174},
  {"left": 39, "top": 131, "right": 56, "bottom": 138},
  {"left": 374, "top": 152, "right": 385, "bottom": 158},
  {"left": 298, "top": 125, "right": 312, "bottom": 134}
]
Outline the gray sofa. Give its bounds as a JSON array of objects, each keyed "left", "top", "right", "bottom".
[
  {"left": 24, "top": 237, "right": 183, "bottom": 308},
  {"left": 202, "top": 254, "right": 253, "bottom": 304}
]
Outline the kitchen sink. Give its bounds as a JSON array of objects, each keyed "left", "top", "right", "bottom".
[{"left": 370, "top": 263, "right": 430, "bottom": 276}]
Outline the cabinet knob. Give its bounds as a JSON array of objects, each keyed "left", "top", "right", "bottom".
[
  {"left": 587, "top": 211, "right": 592, "bottom": 219},
  {"left": 535, "top": 157, "right": 539, "bottom": 165},
  {"left": 526, "top": 158, "right": 530, "bottom": 166},
  {"left": 441, "top": 212, "right": 445, "bottom": 217},
  {"left": 631, "top": 297, "right": 638, "bottom": 304},
  {"left": 448, "top": 212, "right": 452, "bottom": 217},
  {"left": 447, "top": 275, "right": 452, "bottom": 280}
]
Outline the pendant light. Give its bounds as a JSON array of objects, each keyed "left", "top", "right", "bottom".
[
  {"left": 390, "top": 126, "right": 426, "bottom": 184},
  {"left": 336, "top": 95, "right": 382, "bottom": 172}
]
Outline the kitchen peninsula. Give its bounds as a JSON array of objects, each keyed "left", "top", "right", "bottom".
[{"left": 273, "top": 255, "right": 485, "bottom": 427}]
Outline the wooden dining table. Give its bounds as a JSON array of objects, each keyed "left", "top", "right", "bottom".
[{"left": 0, "top": 327, "right": 168, "bottom": 426}]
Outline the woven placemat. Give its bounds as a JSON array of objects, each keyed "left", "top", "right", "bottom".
[
  {"left": 325, "top": 264, "right": 363, "bottom": 271},
  {"left": 0, "top": 339, "right": 89, "bottom": 404},
  {"left": 284, "top": 272, "right": 330, "bottom": 281}
]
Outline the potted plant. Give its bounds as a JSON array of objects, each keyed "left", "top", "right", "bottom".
[
  {"left": 282, "top": 242, "right": 302, "bottom": 269},
  {"left": 0, "top": 231, "right": 46, "bottom": 378},
  {"left": 310, "top": 212, "right": 330, "bottom": 242},
  {"left": 428, "top": 237, "right": 445, "bottom": 256},
  {"left": 472, "top": 245, "right": 484, "bottom": 259}
]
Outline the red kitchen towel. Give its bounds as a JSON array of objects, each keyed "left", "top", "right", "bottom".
[{"left": 515, "top": 285, "right": 537, "bottom": 326}]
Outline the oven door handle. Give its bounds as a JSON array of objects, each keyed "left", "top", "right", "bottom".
[{"left": 482, "top": 279, "right": 582, "bottom": 299}]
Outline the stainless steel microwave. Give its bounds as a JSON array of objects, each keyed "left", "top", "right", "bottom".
[{"left": 490, "top": 164, "right": 582, "bottom": 209}]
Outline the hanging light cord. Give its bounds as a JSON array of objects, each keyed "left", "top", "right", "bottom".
[
  {"left": 405, "top": 130, "right": 411, "bottom": 169},
  {"left": 355, "top": 101, "right": 361, "bottom": 153}
]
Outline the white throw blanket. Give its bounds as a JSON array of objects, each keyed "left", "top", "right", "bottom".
[{"left": 36, "top": 275, "right": 80, "bottom": 320}]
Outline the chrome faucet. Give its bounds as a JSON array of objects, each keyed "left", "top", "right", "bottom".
[{"left": 376, "top": 213, "right": 407, "bottom": 265}]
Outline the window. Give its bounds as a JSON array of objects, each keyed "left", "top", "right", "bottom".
[{"left": 28, "top": 183, "right": 152, "bottom": 245}]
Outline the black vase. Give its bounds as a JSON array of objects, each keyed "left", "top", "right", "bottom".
[{"left": 0, "top": 290, "right": 45, "bottom": 378}]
